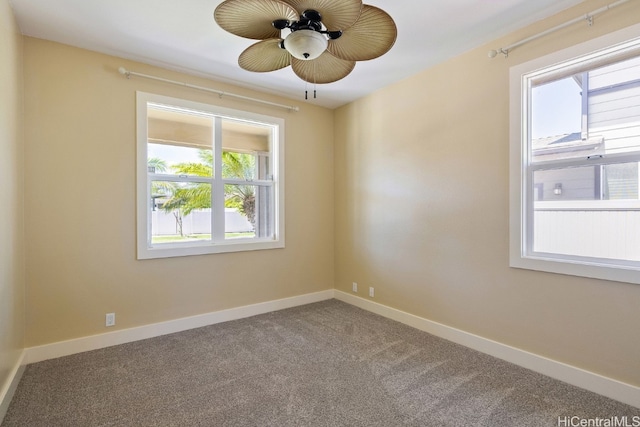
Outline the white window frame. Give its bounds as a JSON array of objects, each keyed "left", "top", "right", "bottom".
[
  {"left": 509, "top": 23, "right": 640, "bottom": 285},
  {"left": 136, "top": 92, "right": 285, "bottom": 259}
]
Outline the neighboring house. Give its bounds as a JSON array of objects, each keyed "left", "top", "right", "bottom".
[
  {"left": 532, "top": 133, "right": 606, "bottom": 200},
  {"left": 531, "top": 55, "right": 640, "bottom": 260}
]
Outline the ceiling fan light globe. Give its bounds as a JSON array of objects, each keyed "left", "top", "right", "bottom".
[{"left": 284, "top": 29, "right": 327, "bottom": 61}]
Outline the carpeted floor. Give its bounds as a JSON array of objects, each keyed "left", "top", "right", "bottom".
[{"left": 2, "top": 299, "right": 639, "bottom": 426}]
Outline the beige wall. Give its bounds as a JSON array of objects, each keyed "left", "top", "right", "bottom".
[
  {"left": 22, "top": 38, "right": 334, "bottom": 346},
  {"left": 0, "top": 0, "right": 25, "bottom": 396},
  {"left": 334, "top": 0, "right": 640, "bottom": 387}
]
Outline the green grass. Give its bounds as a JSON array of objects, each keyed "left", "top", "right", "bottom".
[
  {"left": 225, "top": 232, "right": 256, "bottom": 239},
  {"left": 152, "top": 232, "right": 255, "bottom": 244}
]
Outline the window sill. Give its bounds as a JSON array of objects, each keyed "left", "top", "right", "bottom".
[
  {"left": 509, "top": 251, "right": 640, "bottom": 285},
  {"left": 137, "top": 239, "right": 285, "bottom": 260}
]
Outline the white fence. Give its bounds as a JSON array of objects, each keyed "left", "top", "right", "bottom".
[
  {"left": 534, "top": 201, "right": 640, "bottom": 261},
  {"left": 151, "top": 208, "right": 253, "bottom": 236}
]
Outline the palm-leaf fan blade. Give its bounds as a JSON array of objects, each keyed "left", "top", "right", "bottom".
[
  {"left": 239, "top": 39, "right": 291, "bottom": 72},
  {"left": 214, "top": 0, "right": 298, "bottom": 40},
  {"left": 327, "top": 5, "right": 397, "bottom": 61},
  {"left": 291, "top": 51, "right": 355, "bottom": 84},
  {"left": 282, "top": 0, "right": 362, "bottom": 31}
]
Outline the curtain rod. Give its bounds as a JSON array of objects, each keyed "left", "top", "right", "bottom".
[
  {"left": 488, "top": 0, "right": 632, "bottom": 58},
  {"left": 118, "top": 67, "right": 299, "bottom": 112}
]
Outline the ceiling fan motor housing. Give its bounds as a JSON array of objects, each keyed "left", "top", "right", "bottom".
[
  {"left": 276, "top": 9, "right": 329, "bottom": 60},
  {"left": 283, "top": 29, "right": 328, "bottom": 60}
]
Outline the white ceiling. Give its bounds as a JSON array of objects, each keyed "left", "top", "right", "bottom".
[{"left": 9, "top": 0, "right": 586, "bottom": 109}]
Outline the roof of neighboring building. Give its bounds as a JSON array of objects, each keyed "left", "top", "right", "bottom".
[{"left": 532, "top": 132, "right": 604, "bottom": 160}]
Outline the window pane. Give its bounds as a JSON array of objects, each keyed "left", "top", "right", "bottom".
[
  {"left": 224, "top": 184, "right": 273, "bottom": 239},
  {"left": 151, "top": 181, "right": 212, "bottom": 244},
  {"left": 221, "top": 118, "right": 272, "bottom": 181},
  {"left": 147, "top": 105, "right": 213, "bottom": 177},
  {"left": 148, "top": 144, "right": 213, "bottom": 177},
  {"left": 603, "top": 162, "right": 639, "bottom": 199},
  {"left": 532, "top": 162, "right": 640, "bottom": 262},
  {"left": 222, "top": 151, "right": 256, "bottom": 180},
  {"left": 531, "top": 54, "right": 640, "bottom": 162},
  {"left": 255, "top": 184, "right": 274, "bottom": 237},
  {"left": 221, "top": 118, "right": 271, "bottom": 151},
  {"left": 531, "top": 77, "right": 582, "bottom": 142}
]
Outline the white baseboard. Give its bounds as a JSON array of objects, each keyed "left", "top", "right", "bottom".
[
  {"left": 26, "top": 289, "right": 334, "bottom": 364},
  {"left": 0, "top": 351, "right": 26, "bottom": 424},
  {"left": 334, "top": 290, "right": 640, "bottom": 409}
]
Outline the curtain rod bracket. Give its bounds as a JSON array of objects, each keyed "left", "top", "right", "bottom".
[
  {"left": 487, "top": 48, "right": 509, "bottom": 59},
  {"left": 118, "top": 67, "right": 131, "bottom": 79}
]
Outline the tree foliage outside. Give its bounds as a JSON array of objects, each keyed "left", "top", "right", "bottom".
[
  {"left": 221, "top": 151, "right": 257, "bottom": 227},
  {"left": 149, "top": 158, "right": 187, "bottom": 236},
  {"left": 150, "top": 149, "right": 257, "bottom": 237}
]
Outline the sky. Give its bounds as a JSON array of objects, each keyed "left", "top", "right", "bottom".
[
  {"left": 531, "top": 76, "right": 582, "bottom": 140},
  {"left": 148, "top": 143, "right": 206, "bottom": 171}
]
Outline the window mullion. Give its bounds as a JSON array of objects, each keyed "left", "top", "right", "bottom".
[
  {"left": 148, "top": 174, "right": 212, "bottom": 184},
  {"left": 212, "top": 116, "right": 225, "bottom": 243},
  {"left": 581, "top": 71, "right": 589, "bottom": 140},
  {"left": 531, "top": 152, "right": 640, "bottom": 171},
  {"left": 222, "top": 178, "right": 273, "bottom": 186}
]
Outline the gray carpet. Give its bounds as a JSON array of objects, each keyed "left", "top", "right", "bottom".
[{"left": 2, "top": 299, "right": 639, "bottom": 426}]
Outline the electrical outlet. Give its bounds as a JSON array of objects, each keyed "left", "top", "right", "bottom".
[
  {"left": 105, "top": 313, "right": 116, "bottom": 327},
  {"left": 369, "top": 287, "right": 375, "bottom": 298},
  {"left": 352, "top": 282, "right": 358, "bottom": 293}
]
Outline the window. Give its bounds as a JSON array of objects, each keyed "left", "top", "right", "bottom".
[
  {"left": 137, "top": 92, "right": 284, "bottom": 259},
  {"left": 510, "top": 25, "right": 640, "bottom": 284}
]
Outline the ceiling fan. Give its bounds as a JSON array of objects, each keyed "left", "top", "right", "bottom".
[{"left": 213, "top": 0, "right": 397, "bottom": 92}]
